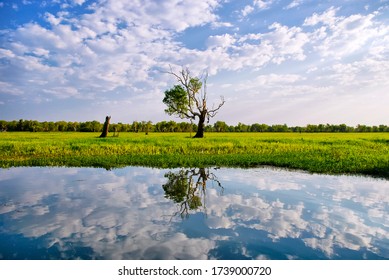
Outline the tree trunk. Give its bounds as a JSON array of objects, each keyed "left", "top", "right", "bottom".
[
  {"left": 198, "top": 168, "right": 207, "bottom": 188},
  {"left": 193, "top": 115, "right": 205, "bottom": 138},
  {"left": 100, "top": 116, "right": 111, "bottom": 138}
]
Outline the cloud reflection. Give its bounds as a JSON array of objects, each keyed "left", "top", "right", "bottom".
[{"left": 0, "top": 167, "right": 388, "bottom": 260}]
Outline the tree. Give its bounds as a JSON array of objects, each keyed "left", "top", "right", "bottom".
[
  {"left": 163, "top": 67, "right": 225, "bottom": 138},
  {"left": 214, "top": 121, "right": 228, "bottom": 132},
  {"left": 144, "top": 120, "right": 152, "bottom": 135},
  {"left": 162, "top": 168, "right": 223, "bottom": 219},
  {"left": 235, "top": 122, "right": 249, "bottom": 132},
  {"left": 132, "top": 121, "right": 139, "bottom": 132},
  {"left": 56, "top": 121, "right": 68, "bottom": 132},
  {"left": 0, "top": 120, "right": 7, "bottom": 132}
]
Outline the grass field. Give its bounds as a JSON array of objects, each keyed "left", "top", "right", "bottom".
[{"left": 0, "top": 132, "right": 388, "bottom": 178}]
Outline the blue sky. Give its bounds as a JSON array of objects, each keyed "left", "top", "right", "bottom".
[{"left": 1, "top": 0, "right": 388, "bottom": 125}]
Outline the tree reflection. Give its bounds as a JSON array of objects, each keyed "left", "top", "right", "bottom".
[{"left": 162, "top": 168, "right": 223, "bottom": 219}]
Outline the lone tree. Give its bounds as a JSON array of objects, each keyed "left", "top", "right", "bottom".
[{"left": 163, "top": 67, "right": 225, "bottom": 138}]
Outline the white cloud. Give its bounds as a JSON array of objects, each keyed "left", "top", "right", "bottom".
[
  {"left": 211, "top": 21, "right": 233, "bottom": 28},
  {"left": 1, "top": 1, "right": 388, "bottom": 124},
  {"left": 257, "top": 73, "right": 304, "bottom": 85},
  {"left": 311, "top": 12, "right": 380, "bottom": 59},
  {"left": 89, "top": 0, "right": 221, "bottom": 33},
  {"left": 254, "top": 0, "right": 274, "bottom": 10},
  {"left": 0, "top": 81, "right": 24, "bottom": 95},
  {"left": 4, "top": 3, "right": 382, "bottom": 107},
  {"left": 285, "top": 0, "right": 303, "bottom": 9},
  {"left": 188, "top": 22, "right": 310, "bottom": 74},
  {"left": 241, "top": 5, "right": 255, "bottom": 17},
  {"left": 14, "top": 23, "right": 66, "bottom": 49},
  {"left": 0, "top": 47, "right": 16, "bottom": 58},
  {"left": 72, "top": 0, "right": 86, "bottom": 5},
  {"left": 303, "top": 6, "right": 340, "bottom": 27},
  {"left": 207, "top": 34, "right": 236, "bottom": 49},
  {"left": 42, "top": 86, "right": 80, "bottom": 99},
  {"left": 264, "top": 22, "right": 309, "bottom": 62},
  {"left": 44, "top": 12, "right": 62, "bottom": 26},
  {"left": 240, "top": 0, "right": 274, "bottom": 18}
]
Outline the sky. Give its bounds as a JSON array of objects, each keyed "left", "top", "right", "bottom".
[{"left": 0, "top": 0, "right": 388, "bottom": 126}]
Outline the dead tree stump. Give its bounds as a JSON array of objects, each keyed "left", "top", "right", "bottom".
[{"left": 100, "top": 116, "right": 111, "bottom": 138}]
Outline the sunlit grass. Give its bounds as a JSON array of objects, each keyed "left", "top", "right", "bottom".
[{"left": 0, "top": 132, "right": 388, "bottom": 178}]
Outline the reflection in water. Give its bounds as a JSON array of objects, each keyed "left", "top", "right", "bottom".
[
  {"left": 163, "top": 168, "right": 223, "bottom": 218},
  {"left": 0, "top": 166, "right": 388, "bottom": 260}
]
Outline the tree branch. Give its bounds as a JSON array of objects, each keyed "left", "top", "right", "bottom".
[{"left": 207, "top": 96, "right": 225, "bottom": 117}]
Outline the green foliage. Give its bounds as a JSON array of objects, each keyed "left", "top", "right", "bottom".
[
  {"left": 162, "top": 168, "right": 208, "bottom": 218},
  {"left": 1, "top": 119, "right": 389, "bottom": 133},
  {"left": 163, "top": 170, "right": 189, "bottom": 203},
  {"left": 188, "top": 77, "right": 202, "bottom": 94},
  {"left": 0, "top": 132, "right": 388, "bottom": 178},
  {"left": 163, "top": 68, "right": 225, "bottom": 138},
  {"left": 214, "top": 121, "right": 229, "bottom": 132},
  {"left": 163, "top": 85, "right": 189, "bottom": 118}
]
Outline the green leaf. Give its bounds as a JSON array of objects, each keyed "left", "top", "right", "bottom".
[{"left": 163, "top": 85, "right": 189, "bottom": 118}]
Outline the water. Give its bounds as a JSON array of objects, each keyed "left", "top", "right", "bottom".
[{"left": 0, "top": 166, "right": 388, "bottom": 260}]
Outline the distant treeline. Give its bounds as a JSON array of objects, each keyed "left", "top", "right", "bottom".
[{"left": 1, "top": 119, "right": 388, "bottom": 133}]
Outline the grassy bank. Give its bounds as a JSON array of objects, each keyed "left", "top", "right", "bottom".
[{"left": 0, "top": 132, "right": 388, "bottom": 178}]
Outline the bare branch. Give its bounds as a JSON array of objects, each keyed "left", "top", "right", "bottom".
[{"left": 207, "top": 96, "right": 225, "bottom": 117}]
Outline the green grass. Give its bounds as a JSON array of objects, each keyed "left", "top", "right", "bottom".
[{"left": 0, "top": 132, "right": 388, "bottom": 178}]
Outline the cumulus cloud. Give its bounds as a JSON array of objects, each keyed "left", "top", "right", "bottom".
[
  {"left": 207, "top": 34, "right": 236, "bottom": 49},
  {"left": 0, "top": 0, "right": 224, "bottom": 103},
  {"left": 304, "top": 8, "right": 384, "bottom": 59},
  {"left": 0, "top": 1, "right": 388, "bottom": 124}
]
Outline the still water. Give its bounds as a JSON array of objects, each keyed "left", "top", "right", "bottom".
[{"left": 0, "top": 166, "right": 388, "bottom": 260}]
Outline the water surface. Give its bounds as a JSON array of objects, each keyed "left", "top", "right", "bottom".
[{"left": 0, "top": 166, "right": 388, "bottom": 260}]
